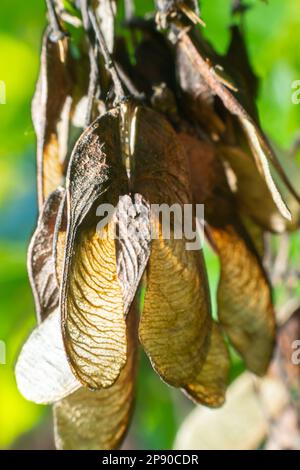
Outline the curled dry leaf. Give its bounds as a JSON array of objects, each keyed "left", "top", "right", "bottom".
[
  {"left": 28, "top": 187, "right": 65, "bottom": 323},
  {"left": 15, "top": 309, "right": 80, "bottom": 404},
  {"left": 183, "top": 322, "right": 230, "bottom": 408},
  {"left": 61, "top": 109, "right": 128, "bottom": 389},
  {"left": 219, "top": 144, "right": 287, "bottom": 233},
  {"left": 32, "top": 29, "right": 73, "bottom": 209},
  {"left": 53, "top": 299, "right": 138, "bottom": 450},
  {"left": 176, "top": 32, "right": 297, "bottom": 221},
  {"left": 134, "top": 107, "right": 212, "bottom": 387}
]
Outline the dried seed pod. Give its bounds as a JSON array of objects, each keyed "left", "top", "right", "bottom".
[
  {"left": 176, "top": 31, "right": 300, "bottom": 221},
  {"left": 133, "top": 106, "right": 212, "bottom": 387},
  {"left": 27, "top": 187, "right": 65, "bottom": 323},
  {"left": 53, "top": 298, "right": 138, "bottom": 450},
  {"left": 208, "top": 224, "right": 275, "bottom": 376},
  {"left": 61, "top": 109, "right": 128, "bottom": 390},
  {"left": 32, "top": 29, "right": 73, "bottom": 209},
  {"left": 182, "top": 132, "right": 276, "bottom": 375}
]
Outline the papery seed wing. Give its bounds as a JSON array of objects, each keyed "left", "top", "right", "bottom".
[
  {"left": 140, "top": 232, "right": 212, "bottom": 386},
  {"left": 65, "top": 109, "right": 125, "bottom": 229},
  {"left": 32, "top": 29, "right": 72, "bottom": 209},
  {"left": 63, "top": 222, "right": 127, "bottom": 389},
  {"left": 61, "top": 109, "right": 128, "bottom": 389},
  {"left": 116, "top": 194, "right": 151, "bottom": 313},
  {"left": 183, "top": 322, "right": 230, "bottom": 407},
  {"left": 134, "top": 106, "right": 212, "bottom": 387},
  {"left": 208, "top": 223, "right": 275, "bottom": 376},
  {"left": 53, "top": 299, "right": 138, "bottom": 450},
  {"left": 28, "top": 187, "right": 64, "bottom": 323},
  {"left": 185, "top": 132, "right": 275, "bottom": 375},
  {"left": 15, "top": 309, "right": 80, "bottom": 404}
]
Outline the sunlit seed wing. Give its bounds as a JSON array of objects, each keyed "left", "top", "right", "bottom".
[
  {"left": 116, "top": 194, "right": 151, "bottom": 314},
  {"left": 183, "top": 322, "right": 230, "bottom": 408},
  {"left": 134, "top": 106, "right": 212, "bottom": 387},
  {"left": 184, "top": 132, "right": 275, "bottom": 375},
  {"left": 63, "top": 222, "right": 127, "bottom": 389},
  {"left": 32, "top": 29, "right": 73, "bottom": 209},
  {"left": 61, "top": 109, "right": 128, "bottom": 389},
  {"left": 53, "top": 300, "right": 138, "bottom": 450},
  {"left": 15, "top": 309, "right": 80, "bottom": 405},
  {"left": 141, "top": 232, "right": 212, "bottom": 386},
  {"left": 208, "top": 224, "right": 276, "bottom": 376},
  {"left": 27, "top": 187, "right": 64, "bottom": 323}
]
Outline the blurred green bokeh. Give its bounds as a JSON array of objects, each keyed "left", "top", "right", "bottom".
[{"left": 0, "top": 0, "right": 300, "bottom": 450}]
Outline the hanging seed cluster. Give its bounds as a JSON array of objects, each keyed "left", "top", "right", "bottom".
[{"left": 15, "top": 0, "right": 300, "bottom": 450}]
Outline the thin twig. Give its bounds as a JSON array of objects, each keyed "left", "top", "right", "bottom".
[
  {"left": 115, "top": 64, "right": 144, "bottom": 100},
  {"left": 80, "top": 0, "right": 100, "bottom": 126},
  {"left": 45, "top": 0, "right": 66, "bottom": 40},
  {"left": 85, "top": 46, "right": 100, "bottom": 127},
  {"left": 88, "top": 9, "right": 125, "bottom": 102}
]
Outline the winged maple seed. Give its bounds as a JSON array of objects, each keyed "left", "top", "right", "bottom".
[{"left": 15, "top": 0, "right": 300, "bottom": 450}]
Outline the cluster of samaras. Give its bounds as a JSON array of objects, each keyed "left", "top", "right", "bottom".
[{"left": 15, "top": 0, "right": 300, "bottom": 450}]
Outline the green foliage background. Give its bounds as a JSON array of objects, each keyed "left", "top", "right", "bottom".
[{"left": 0, "top": 0, "right": 299, "bottom": 449}]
